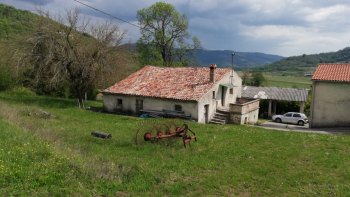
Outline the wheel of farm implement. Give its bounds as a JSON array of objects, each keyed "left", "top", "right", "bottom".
[{"left": 135, "top": 124, "right": 155, "bottom": 145}]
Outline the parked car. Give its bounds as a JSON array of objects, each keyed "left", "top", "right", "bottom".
[{"left": 272, "top": 112, "right": 308, "bottom": 126}]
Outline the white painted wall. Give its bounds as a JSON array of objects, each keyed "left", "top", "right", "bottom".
[
  {"left": 310, "top": 81, "right": 350, "bottom": 127},
  {"left": 197, "top": 70, "right": 242, "bottom": 123},
  {"left": 103, "top": 69, "right": 242, "bottom": 124},
  {"left": 103, "top": 94, "right": 198, "bottom": 120}
]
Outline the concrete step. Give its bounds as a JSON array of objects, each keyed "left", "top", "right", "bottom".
[
  {"left": 209, "top": 120, "right": 225, "bottom": 125},
  {"left": 214, "top": 113, "right": 229, "bottom": 118},
  {"left": 216, "top": 109, "right": 230, "bottom": 114},
  {"left": 210, "top": 118, "right": 226, "bottom": 124}
]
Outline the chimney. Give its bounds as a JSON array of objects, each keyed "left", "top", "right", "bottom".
[{"left": 209, "top": 64, "right": 217, "bottom": 83}]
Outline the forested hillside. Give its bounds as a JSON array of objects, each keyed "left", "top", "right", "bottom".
[
  {"left": 249, "top": 47, "right": 350, "bottom": 73},
  {"left": 0, "top": 4, "right": 37, "bottom": 40}
]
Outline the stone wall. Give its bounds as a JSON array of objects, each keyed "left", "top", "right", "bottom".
[{"left": 229, "top": 99, "right": 260, "bottom": 124}]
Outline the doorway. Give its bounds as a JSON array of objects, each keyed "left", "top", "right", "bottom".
[
  {"left": 204, "top": 104, "right": 209, "bottom": 123},
  {"left": 136, "top": 99, "right": 143, "bottom": 115},
  {"left": 221, "top": 86, "right": 226, "bottom": 106}
]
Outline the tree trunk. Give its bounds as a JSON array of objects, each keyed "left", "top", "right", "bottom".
[{"left": 77, "top": 86, "right": 85, "bottom": 109}]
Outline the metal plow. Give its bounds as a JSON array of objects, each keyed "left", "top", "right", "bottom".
[{"left": 135, "top": 120, "right": 197, "bottom": 148}]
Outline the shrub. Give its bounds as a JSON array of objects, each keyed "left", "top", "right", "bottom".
[{"left": 0, "top": 70, "right": 14, "bottom": 91}]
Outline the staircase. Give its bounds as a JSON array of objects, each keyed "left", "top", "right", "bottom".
[{"left": 209, "top": 110, "right": 229, "bottom": 125}]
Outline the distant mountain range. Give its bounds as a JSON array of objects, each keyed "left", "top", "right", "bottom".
[
  {"left": 249, "top": 47, "right": 350, "bottom": 73},
  {"left": 194, "top": 49, "right": 284, "bottom": 69}
]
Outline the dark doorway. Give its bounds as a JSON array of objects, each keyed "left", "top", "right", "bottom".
[
  {"left": 221, "top": 86, "right": 226, "bottom": 106},
  {"left": 204, "top": 104, "right": 209, "bottom": 123},
  {"left": 136, "top": 99, "right": 143, "bottom": 115}
]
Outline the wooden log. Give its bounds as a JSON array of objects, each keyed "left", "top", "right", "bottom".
[
  {"left": 39, "top": 110, "right": 56, "bottom": 118},
  {"left": 91, "top": 131, "right": 112, "bottom": 139}
]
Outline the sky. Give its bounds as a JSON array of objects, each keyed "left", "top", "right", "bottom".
[{"left": 3, "top": 0, "right": 350, "bottom": 57}]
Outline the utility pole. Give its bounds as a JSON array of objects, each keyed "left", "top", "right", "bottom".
[{"left": 231, "top": 53, "right": 235, "bottom": 84}]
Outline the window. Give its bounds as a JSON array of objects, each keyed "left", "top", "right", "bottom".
[
  {"left": 293, "top": 113, "right": 301, "bottom": 117},
  {"left": 212, "top": 91, "right": 215, "bottom": 99},
  {"left": 174, "top": 105, "right": 182, "bottom": 112},
  {"left": 230, "top": 88, "right": 233, "bottom": 94},
  {"left": 285, "top": 113, "right": 292, "bottom": 117},
  {"left": 117, "top": 99, "right": 123, "bottom": 109}
]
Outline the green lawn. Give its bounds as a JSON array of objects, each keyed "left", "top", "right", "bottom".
[{"left": 1, "top": 91, "right": 350, "bottom": 196}]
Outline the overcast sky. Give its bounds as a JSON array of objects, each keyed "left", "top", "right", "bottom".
[{"left": 3, "top": 0, "right": 350, "bottom": 57}]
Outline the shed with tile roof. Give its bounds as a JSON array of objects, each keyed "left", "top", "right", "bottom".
[
  {"left": 309, "top": 63, "right": 350, "bottom": 128},
  {"left": 241, "top": 86, "right": 309, "bottom": 117},
  {"left": 101, "top": 64, "right": 243, "bottom": 124}
]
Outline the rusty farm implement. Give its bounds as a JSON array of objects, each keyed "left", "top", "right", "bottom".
[{"left": 135, "top": 120, "right": 197, "bottom": 148}]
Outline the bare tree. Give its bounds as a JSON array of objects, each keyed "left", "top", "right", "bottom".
[{"left": 19, "top": 7, "right": 129, "bottom": 107}]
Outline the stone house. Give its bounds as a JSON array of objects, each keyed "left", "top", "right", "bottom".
[
  {"left": 309, "top": 63, "right": 350, "bottom": 128},
  {"left": 101, "top": 64, "right": 258, "bottom": 124}
]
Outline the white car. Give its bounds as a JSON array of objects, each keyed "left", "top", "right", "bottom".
[{"left": 272, "top": 112, "right": 308, "bottom": 126}]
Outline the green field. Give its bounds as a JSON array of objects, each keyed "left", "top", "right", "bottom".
[
  {"left": 1, "top": 90, "right": 350, "bottom": 196},
  {"left": 266, "top": 76, "right": 312, "bottom": 89},
  {"left": 237, "top": 71, "right": 312, "bottom": 88}
]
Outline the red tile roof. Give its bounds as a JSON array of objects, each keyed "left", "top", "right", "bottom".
[
  {"left": 312, "top": 63, "right": 350, "bottom": 82},
  {"left": 102, "top": 65, "right": 232, "bottom": 101}
]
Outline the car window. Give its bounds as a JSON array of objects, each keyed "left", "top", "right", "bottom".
[
  {"left": 285, "top": 113, "right": 292, "bottom": 117},
  {"left": 293, "top": 114, "right": 301, "bottom": 117}
]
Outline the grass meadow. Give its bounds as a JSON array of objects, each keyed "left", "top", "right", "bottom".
[
  {"left": 237, "top": 71, "right": 312, "bottom": 89},
  {"left": 1, "top": 89, "right": 350, "bottom": 196}
]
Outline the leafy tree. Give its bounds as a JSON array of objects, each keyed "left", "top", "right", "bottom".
[
  {"left": 136, "top": 2, "right": 202, "bottom": 67},
  {"left": 250, "top": 72, "right": 266, "bottom": 87},
  {"left": 18, "top": 7, "right": 129, "bottom": 107},
  {"left": 241, "top": 70, "right": 250, "bottom": 85}
]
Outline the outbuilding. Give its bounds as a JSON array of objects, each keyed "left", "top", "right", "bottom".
[{"left": 309, "top": 63, "right": 350, "bottom": 128}]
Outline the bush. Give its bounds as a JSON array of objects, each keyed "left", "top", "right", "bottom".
[
  {"left": 7, "top": 86, "right": 36, "bottom": 97},
  {"left": 0, "top": 70, "right": 14, "bottom": 91}
]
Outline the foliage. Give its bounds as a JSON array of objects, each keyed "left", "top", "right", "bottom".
[
  {"left": 18, "top": 7, "right": 129, "bottom": 107},
  {"left": 0, "top": 69, "right": 14, "bottom": 91},
  {"left": 1, "top": 93, "right": 350, "bottom": 196},
  {"left": 0, "top": 4, "right": 37, "bottom": 40},
  {"left": 250, "top": 72, "right": 266, "bottom": 86},
  {"left": 6, "top": 86, "right": 36, "bottom": 97},
  {"left": 136, "top": 2, "right": 202, "bottom": 67},
  {"left": 241, "top": 70, "right": 250, "bottom": 85},
  {"left": 304, "top": 94, "right": 312, "bottom": 117}
]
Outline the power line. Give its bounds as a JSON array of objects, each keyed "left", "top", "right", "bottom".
[
  {"left": 73, "top": 0, "right": 142, "bottom": 29},
  {"left": 73, "top": 0, "right": 262, "bottom": 67}
]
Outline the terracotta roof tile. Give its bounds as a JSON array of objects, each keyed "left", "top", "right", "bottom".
[
  {"left": 312, "top": 63, "right": 350, "bottom": 82},
  {"left": 102, "top": 65, "right": 231, "bottom": 101}
]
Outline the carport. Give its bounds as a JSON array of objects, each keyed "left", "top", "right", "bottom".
[{"left": 241, "top": 86, "right": 309, "bottom": 117}]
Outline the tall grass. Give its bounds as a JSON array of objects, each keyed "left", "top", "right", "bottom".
[{"left": 1, "top": 91, "right": 350, "bottom": 196}]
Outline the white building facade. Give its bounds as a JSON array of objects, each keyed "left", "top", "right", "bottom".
[{"left": 102, "top": 64, "right": 242, "bottom": 124}]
